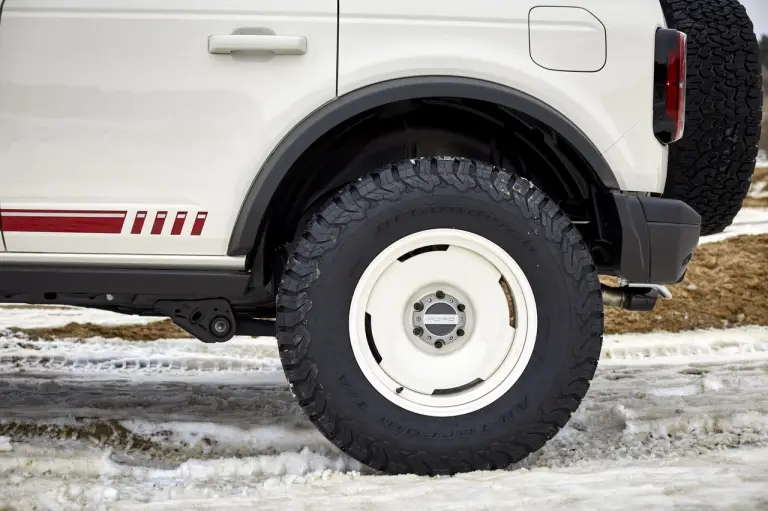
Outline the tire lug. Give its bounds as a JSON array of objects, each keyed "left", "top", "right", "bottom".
[
  {"left": 457, "top": 304, "right": 465, "bottom": 312},
  {"left": 413, "top": 302, "right": 424, "bottom": 311},
  {"left": 434, "top": 340, "right": 444, "bottom": 349},
  {"left": 436, "top": 290, "right": 445, "bottom": 299},
  {"left": 413, "top": 327, "right": 423, "bottom": 336},
  {"left": 457, "top": 329, "right": 465, "bottom": 337}
]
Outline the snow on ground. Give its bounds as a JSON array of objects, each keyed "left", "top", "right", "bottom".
[
  {"left": 1, "top": 311, "right": 768, "bottom": 509},
  {"left": 0, "top": 305, "right": 165, "bottom": 330},
  {"left": 699, "top": 206, "right": 768, "bottom": 244}
]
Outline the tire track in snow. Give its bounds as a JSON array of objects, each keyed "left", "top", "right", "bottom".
[
  {"left": 0, "top": 331, "right": 766, "bottom": 472},
  {"left": 0, "top": 325, "right": 767, "bottom": 502}
]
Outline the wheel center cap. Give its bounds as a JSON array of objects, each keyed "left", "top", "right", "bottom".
[
  {"left": 411, "top": 290, "right": 467, "bottom": 347},
  {"left": 423, "top": 302, "right": 459, "bottom": 336}
]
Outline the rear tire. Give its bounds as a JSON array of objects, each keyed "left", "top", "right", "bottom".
[
  {"left": 660, "top": 0, "right": 763, "bottom": 235},
  {"left": 276, "top": 157, "right": 603, "bottom": 475}
]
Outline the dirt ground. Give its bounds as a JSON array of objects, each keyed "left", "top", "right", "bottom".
[
  {"left": 743, "top": 166, "right": 768, "bottom": 208},
  {"left": 9, "top": 320, "right": 188, "bottom": 342},
  {"left": 605, "top": 234, "right": 768, "bottom": 334}
]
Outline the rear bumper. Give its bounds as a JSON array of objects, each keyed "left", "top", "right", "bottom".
[{"left": 613, "top": 193, "right": 701, "bottom": 285}]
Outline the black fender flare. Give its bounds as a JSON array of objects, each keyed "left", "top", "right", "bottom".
[{"left": 228, "top": 76, "right": 619, "bottom": 256}]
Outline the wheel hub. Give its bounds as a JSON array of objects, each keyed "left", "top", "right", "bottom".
[{"left": 412, "top": 290, "right": 466, "bottom": 348}]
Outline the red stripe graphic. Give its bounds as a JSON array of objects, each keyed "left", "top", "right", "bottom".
[
  {"left": 171, "top": 212, "right": 187, "bottom": 236},
  {"left": 131, "top": 211, "right": 147, "bottom": 234},
  {"left": 151, "top": 211, "right": 167, "bottom": 235},
  {"left": 0, "top": 210, "right": 126, "bottom": 234},
  {"left": 191, "top": 212, "right": 207, "bottom": 236}
]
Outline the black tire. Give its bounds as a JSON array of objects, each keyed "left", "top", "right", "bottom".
[
  {"left": 276, "top": 157, "right": 603, "bottom": 475},
  {"left": 660, "top": 0, "right": 763, "bottom": 235}
]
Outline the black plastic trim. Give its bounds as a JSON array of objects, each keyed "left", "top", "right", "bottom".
[
  {"left": 228, "top": 76, "right": 620, "bottom": 256},
  {"left": 0, "top": 266, "right": 252, "bottom": 297},
  {"left": 613, "top": 193, "right": 701, "bottom": 284}
]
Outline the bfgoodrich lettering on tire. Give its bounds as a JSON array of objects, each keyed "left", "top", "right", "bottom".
[
  {"left": 660, "top": 0, "right": 763, "bottom": 235},
  {"left": 276, "top": 157, "right": 603, "bottom": 475}
]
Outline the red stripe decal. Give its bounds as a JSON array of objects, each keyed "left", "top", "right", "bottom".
[
  {"left": 151, "top": 211, "right": 167, "bottom": 235},
  {"left": 131, "top": 211, "right": 147, "bottom": 235},
  {"left": 191, "top": 212, "right": 207, "bottom": 236},
  {"left": 0, "top": 211, "right": 126, "bottom": 234},
  {"left": 1, "top": 209, "right": 129, "bottom": 215},
  {"left": 171, "top": 212, "right": 187, "bottom": 236}
]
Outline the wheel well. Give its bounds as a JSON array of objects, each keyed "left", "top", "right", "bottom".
[{"left": 252, "top": 97, "right": 621, "bottom": 294}]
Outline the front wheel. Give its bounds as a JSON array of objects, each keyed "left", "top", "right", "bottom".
[{"left": 277, "top": 157, "right": 603, "bottom": 475}]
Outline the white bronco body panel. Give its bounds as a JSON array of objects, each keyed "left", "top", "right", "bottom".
[
  {"left": 0, "top": 0, "right": 666, "bottom": 263},
  {"left": 338, "top": 0, "right": 668, "bottom": 191},
  {"left": 0, "top": 0, "right": 338, "bottom": 257}
]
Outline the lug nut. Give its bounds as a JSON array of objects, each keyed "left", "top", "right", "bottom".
[
  {"left": 413, "top": 302, "right": 424, "bottom": 311},
  {"left": 434, "top": 340, "right": 444, "bottom": 349},
  {"left": 413, "top": 327, "right": 424, "bottom": 336},
  {"left": 457, "top": 304, "right": 465, "bottom": 312},
  {"left": 457, "top": 329, "right": 465, "bottom": 337},
  {"left": 436, "top": 290, "right": 445, "bottom": 299}
]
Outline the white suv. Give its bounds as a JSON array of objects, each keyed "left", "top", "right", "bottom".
[{"left": 0, "top": 0, "right": 762, "bottom": 475}]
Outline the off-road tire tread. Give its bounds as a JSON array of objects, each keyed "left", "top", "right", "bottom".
[
  {"left": 660, "top": 0, "right": 763, "bottom": 235},
  {"left": 276, "top": 157, "right": 603, "bottom": 475}
]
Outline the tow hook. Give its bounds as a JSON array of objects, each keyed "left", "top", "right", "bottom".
[{"left": 601, "top": 282, "right": 672, "bottom": 312}]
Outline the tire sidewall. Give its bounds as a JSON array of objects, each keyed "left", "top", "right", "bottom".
[{"left": 300, "top": 183, "right": 597, "bottom": 454}]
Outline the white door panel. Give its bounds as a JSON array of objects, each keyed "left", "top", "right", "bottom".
[{"left": 0, "top": 0, "right": 337, "bottom": 255}]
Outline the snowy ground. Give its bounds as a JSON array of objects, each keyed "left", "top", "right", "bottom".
[
  {"left": 2, "top": 316, "right": 767, "bottom": 509},
  {"left": 1, "top": 208, "right": 767, "bottom": 510},
  {"left": 698, "top": 206, "right": 768, "bottom": 244}
]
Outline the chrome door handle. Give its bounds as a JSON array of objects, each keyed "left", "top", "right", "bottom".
[{"left": 208, "top": 34, "right": 307, "bottom": 55}]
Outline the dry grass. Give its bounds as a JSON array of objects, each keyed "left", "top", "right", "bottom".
[
  {"left": 11, "top": 320, "right": 188, "bottom": 342},
  {"left": 605, "top": 234, "right": 768, "bottom": 334}
]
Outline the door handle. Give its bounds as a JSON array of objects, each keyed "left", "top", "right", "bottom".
[{"left": 208, "top": 34, "right": 307, "bottom": 55}]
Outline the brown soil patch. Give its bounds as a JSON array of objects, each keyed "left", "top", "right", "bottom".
[
  {"left": 605, "top": 234, "right": 768, "bottom": 334},
  {"left": 743, "top": 166, "right": 768, "bottom": 208},
  {"left": 11, "top": 319, "right": 189, "bottom": 342}
]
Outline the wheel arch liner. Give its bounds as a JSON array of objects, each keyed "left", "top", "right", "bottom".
[{"left": 228, "top": 76, "right": 621, "bottom": 256}]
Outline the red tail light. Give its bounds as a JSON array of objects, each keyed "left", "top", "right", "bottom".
[{"left": 654, "top": 29, "right": 687, "bottom": 144}]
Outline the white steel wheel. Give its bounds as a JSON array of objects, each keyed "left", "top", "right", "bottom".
[{"left": 349, "top": 228, "right": 537, "bottom": 417}]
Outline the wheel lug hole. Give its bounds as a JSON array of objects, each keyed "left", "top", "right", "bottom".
[
  {"left": 413, "top": 327, "right": 423, "bottom": 336},
  {"left": 457, "top": 304, "right": 465, "bottom": 312},
  {"left": 457, "top": 329, "right": 465, "bottom": 337},
  {"left": 413, "top": 302, "right": 424, "bottom": 311},
  {"left": 436, "top": 290, "right": 445, "bottom": 299}
]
